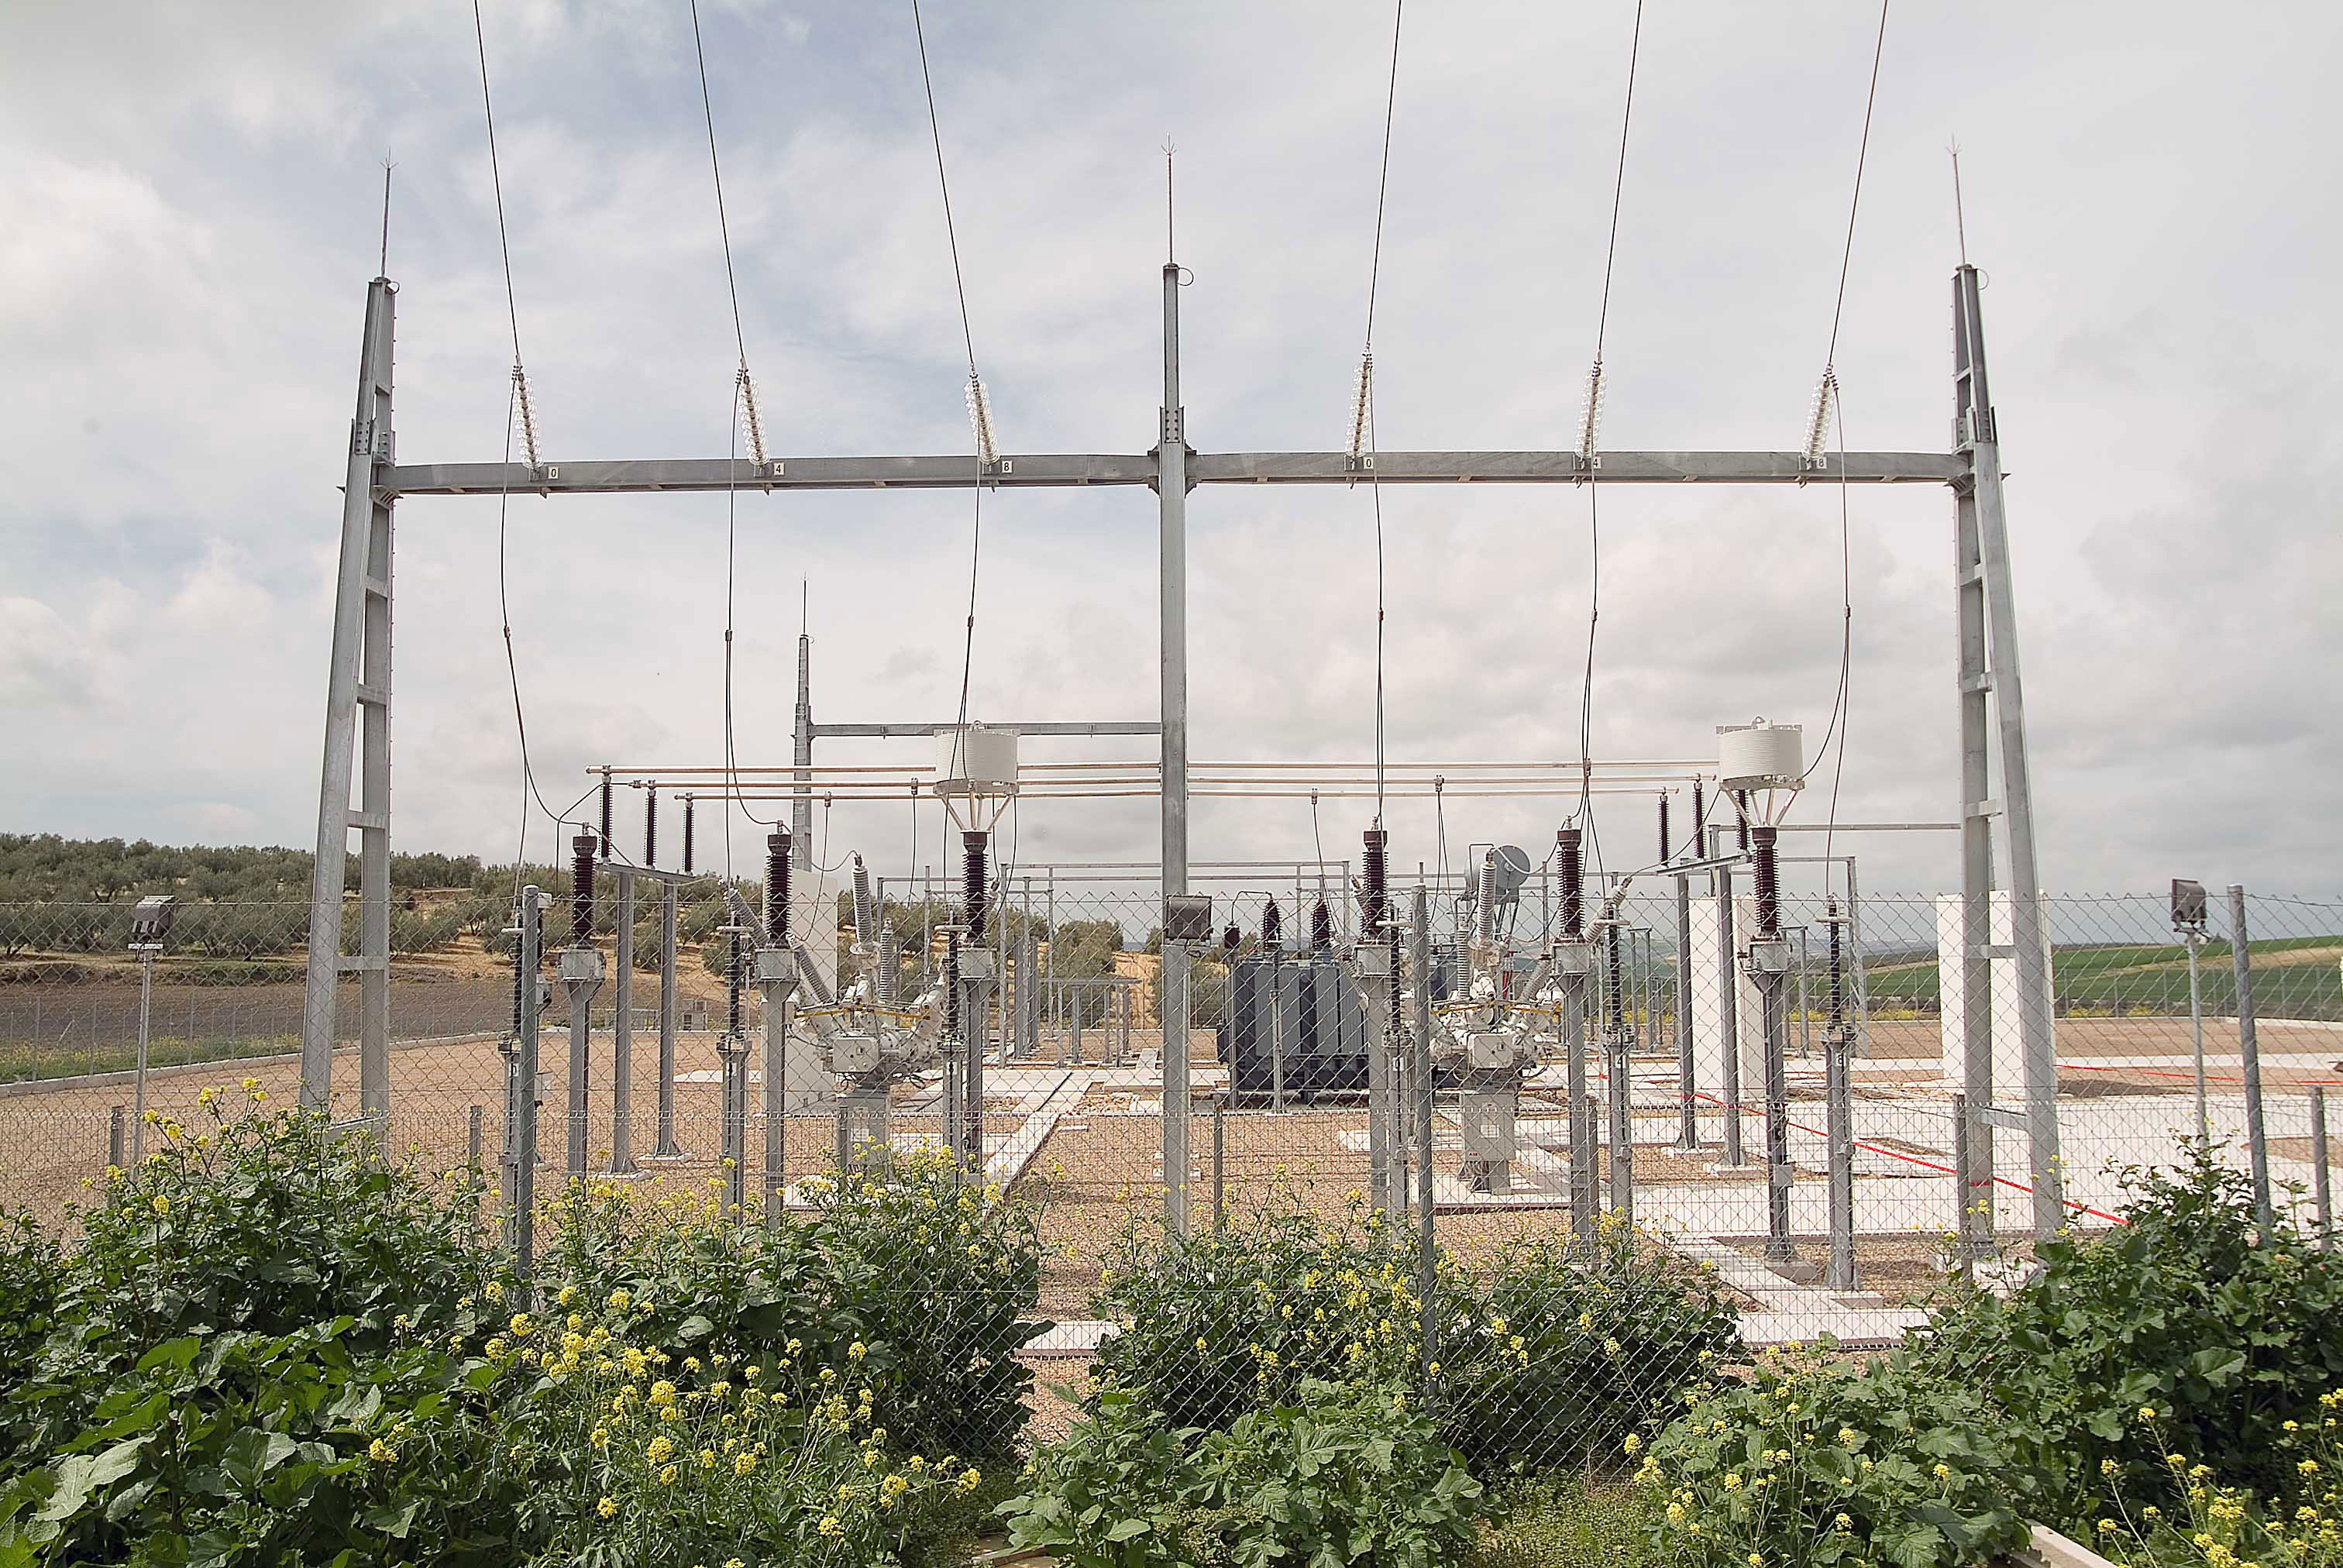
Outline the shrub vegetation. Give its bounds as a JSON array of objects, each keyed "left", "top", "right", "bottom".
[{"left": 0, "top": 1102, "right": 1044, "bottom": 1567}]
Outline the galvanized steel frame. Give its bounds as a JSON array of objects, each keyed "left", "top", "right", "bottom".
[{"left": 301, "top": 252, "right": 2062, "bottom": 1235}]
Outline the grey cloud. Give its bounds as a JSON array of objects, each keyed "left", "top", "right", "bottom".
[{"left": 2, "top": 2, "right": 2337, "bottom": 901}]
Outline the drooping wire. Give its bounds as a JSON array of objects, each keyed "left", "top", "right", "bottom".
[
  {"left": 683, "top": 0, "right": 778, "bottom": 885},
  {"left": 473, "top": 2, "right": 524, "bottom": 385},
  {"left": 690, "top": 0, "right": 752, "bottom": 378},
  {"left": 1818, "top": 390, "right": 1856, "bottom": 890},
  {"left": 1572, "top": 0, "right": 1646, "bottom": 889},
  {"left": 1824, "top": 0, "right": 1891, "bottom": 376},
  {"left": 1808, "top": 0, "right": 1891, "bottom": 896},
  {"left": 470, "top": 0, "right": 569, "bottom": 902},
  {"left": 1353, "top": 0, "right": 1404, "bottom": 829},
  {"left": 1433, "top": 777, "right": 1448, "bottom": 885},
  {"left": 810, "top": 794, "right": 854, "bottom": 875},
  {"left": 911, "top": 0, "right": 977, "bottom": 373},
  {"left": 910, "top": 0, "right": 990, "bottom": 789}
]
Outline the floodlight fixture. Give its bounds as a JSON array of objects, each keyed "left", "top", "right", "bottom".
[
  {"left": 1162, "top": 894, "right": 1213, "bottom": 945},
  {"left": 129, "top": 895, "right": 176, "bottom": 952}
]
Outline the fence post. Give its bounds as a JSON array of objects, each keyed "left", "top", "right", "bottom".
[
  {"left": 108, "top": 1103, "right": 125, "bottom": 1172},
  {"left": 1715, "top": 861, "right": 1744, "bottom": 1167},
  {"left": 132, "top": 950, "right": 154, "bottom": 1163},
  {"left": 2186, "top": 930, "right": 2207, "bottom": 1143},
  {"left": 1825, "top": 1029, "right": 1856, "bottom": 1291},
  {"left": 654, "top": 879, "right": 681, "bottom": 1158},
  {"left": 467, "top": 1103, "right": 483, "bottom": 1224},
  {"left": 610, "top": 870, "right": 636, "bottom": 1175},
  {"left": 513, "top": 885, "right": 544, "bottom": 1280},
  {"left": 1674, "top": 873, "right": 1698, "bottom": 1150},
  {"left": 2314, "top": 1087, "right": 2331, "bottom": 1253},
  {"left": 1411, "top": 884, "right": 1438, "bottom": 1384},
  {"left": 2226, "top": 885, "right": 2275, "bottom": 1238},
  {"left": 1951, "top": 1091, "right": 1978, "bottom": 1275},
  {"left": 1606, "top": 970, "right": 1635, "bottom": 1224},
  {"left": 1212, "top": 1096, "right": 1225, "bottom": 1232}
]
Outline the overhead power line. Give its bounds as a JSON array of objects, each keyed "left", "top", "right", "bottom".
[
  {"left": 1813, "top": 0, "right": 1892, "bottom": 892},
  {"left": 910, "top": 0, "right": 996, "bottom": 882},
  {"left": 687, "top": 0, "right": 780, "bottom": 874},
  {"left": 470, "top": 0, "right": 570, "bottom": 896},
  {"left": 1574, "top": 0, "right": 1647, "bottom": 883},
  {"left": 1354, "top": 0, "right": 1405, "bottom": 830}
]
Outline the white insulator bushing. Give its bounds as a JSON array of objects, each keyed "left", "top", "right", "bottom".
[
  {"left": 511, "top": 365, "right": 542, "bottom": 468},
  {"left": 1716, "top": 719, "right": 1805, "bottom": 793},
  {"left": 738, "top": 365, "right": 769, "bottom": 466},
  {"left": 1578, "top": 360, "right": 1605, "bottom": 461},
  {"left": 1349, "top": 352, "right": 1374, "bottom": 458},
  {"left": 1804, "top": 368, "right": 1838, "bottom": 468},
  {"left": 965, "top": 374, "right": 999, "bottom": 466}
]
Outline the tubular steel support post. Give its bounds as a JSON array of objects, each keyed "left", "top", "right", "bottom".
[
  {"left": 1715, "top": 859, "right": 1745, "bottom": 1167},
  {"left": 943, "top": 933, "right": 965, "bottom": 1165},
  {"left": 1410, "top": 885, "right": 1436, "bottom": 1368},
  {"left": 1361, "top": 831, "right": 1396, "bottom": 1216},
  {"left": 1158, "top": 256, "right": 1193, "bottom": 1236},
  {"left": 108, "top": 1104, "right": 125, "bottom": 1172},
  {"left": 958, "top": 833, "right": 991, "bottom": 1172},
  {"left": 512, "top": 887, "right": 543, "bottom": 1278},
  {"left": 721, "top": 929, "right": 748, "bottom": 1215},
  {"left": 566, "top": 994, "right": 590, "bottom": 1185},
  {"left": 1951, "top": 1090, "right": 1972, "bottom": 1267},
  {"left": 1955, "top": 263, "right": 2063, "bottom": 1238},
  {"left": 1016, "top": 923, "right": 1038, "bottom": 1061},
  {"left": 793, "top": 631, "right": 814, "bottom": 880},
  {"left": 1559, "top": 828, "right": 1598, "bottom": 1241},
  {"left": 609, "top": 870, "right": 637, "bottom": 1174},
  {"left": 1825, "top": 1030, "right": 1856, "bottom": 1288},
  {"left": 1845, "top": 858, "right": 1871, "bottom": 1051},
  {"left": 1752, "top": 827, "right": 1794, "bottom": 1266},
  {"left": 1568, "top": 975, "right": 1598, "bottom": 1236},
  {"left": 1212, "top": 1098, "right": 1225, "bottom": 1232},
  {"left": 303, "top": 275, "right": 397, "bottom": 1114},
  {"left": 654, "top": 880, "right": 682, "bottom": 1157},
  {"left": 1364, "top": 961, "right": 1393, "bottom": 1211},
  {"left": 1824, "top": 900, "right": 1857, "bottom": 1291},
  {"left": 2228, "top": 885, "right": 2275, "bottom": 1236},
  {"left": 761, "top": 975, "right": 792, "bottom": 1205},
  {"left": 1951, "top": 1090, "right": 1986, "bottom": 1267},
  {"left": 1674, "top": 873, "right": 1698, "bottom": 1149},
  {"left": 2314, "top": 1087, "right": 2332, "bottom": 1252},
  {"left": 762, "top": 832, "right": 796, "bottom": 1210},
  {"left": 562, "top": 835, "right": 602, "bottom": 1181},
  {"left": 133, "top": 952, "right": 153, "bottom": 1163},
  {"left": 2185, "top": 933, "right": 2208, "bottom": 1143},
  {"left": 1605, "top": 921, "right": 1633, "bottom": 1222}
]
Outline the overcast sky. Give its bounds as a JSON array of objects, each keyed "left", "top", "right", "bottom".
[{"left": 3, "top": 1, "right": 2338, "bottom": 907}]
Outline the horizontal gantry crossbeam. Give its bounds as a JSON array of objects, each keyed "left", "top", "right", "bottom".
[
  {"left": 808, "top": 720, "right": 1161, "bottom": 738},
  {"left": 379, "top": 449, "right": 1964, "bottom": 497}
]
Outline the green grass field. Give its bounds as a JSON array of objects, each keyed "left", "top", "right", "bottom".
[{"left": 1863, "top": 934, "right": 2343, "bottom": 1021}]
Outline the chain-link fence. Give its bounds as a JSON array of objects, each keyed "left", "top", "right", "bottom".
[{"left": 5, "top": 876, "right": 2337, "bottom": 1465}]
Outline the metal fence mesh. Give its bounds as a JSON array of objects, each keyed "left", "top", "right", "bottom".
[{"left": 4, "top": 878, "right": 2336, "bottom": 1465}]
